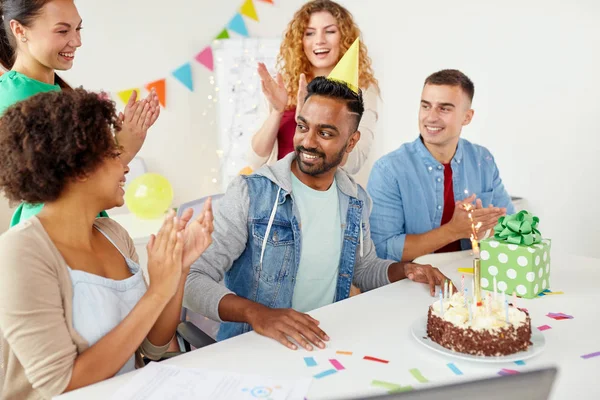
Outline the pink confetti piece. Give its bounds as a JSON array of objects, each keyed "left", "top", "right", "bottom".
[
  {"left": 547, "top": 312, "right": 573, "bottom": 320},
  {"left": 537, "top": 325, "right": 552, "bottom": 331},
  {"left": 329, "top": 359, "right": 345, "bottom": 370},
  {"left": 498, "top": 368, "right": 520, "bottom": 376}
]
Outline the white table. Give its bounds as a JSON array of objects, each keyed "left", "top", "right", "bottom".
[{"left": 57, "top": 251, "right": 600, "bottom": 399}]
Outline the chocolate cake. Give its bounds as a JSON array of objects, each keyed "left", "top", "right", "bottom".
[{"left": 426, "top": 292, "right": 532, "bottom": 357}]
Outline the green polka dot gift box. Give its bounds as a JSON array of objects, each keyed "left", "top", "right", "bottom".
[{"left": 480, "top": 211, "right": 551, "bottom": 299}]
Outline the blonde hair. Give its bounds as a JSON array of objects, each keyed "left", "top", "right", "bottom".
[{"left": 277, "top": 0, "right": 378, "bottom": 108}]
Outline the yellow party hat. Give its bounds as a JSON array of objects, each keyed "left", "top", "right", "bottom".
[{"left": 328, "top": 37, "right": 359, "bottom": 93}]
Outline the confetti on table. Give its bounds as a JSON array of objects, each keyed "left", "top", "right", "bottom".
[
  {"left": 544, "top": 291, "right": 564, "bottom": 296},
  {"left": 336, "top": 350, "right": 353, "bottom": 356},
  {"left": 371, "top": 380, "right": 402, "bottom": 391},
  {"left": 537, "top": 325, "right": 552, "bottom": 331},
  {"left": 409, "top": 368, "right": 429, "bottom": 383},
  {"left": 547, "top": 312, "right": 573, "bottom": 320},
  {"left": 371, "top": 380, "right": 413, "bottom": 393},
  {"left": 581, "top": 351, "right": 600, "bottom": 360},
  {"left": 498, "top": 368, "right": 520, "bottom": 376},
  {"left": 314, "top": 369, "right": 337, "bottom": 379},
  {"left": 363, "top": 356, "right": 389, "bottom": 364},
  {"left": 458, "top": 267, "right": 474, "bottom": 274},
  {"left": 304, "top": 357, "right": 317, "bottom": 367},
  {"left": 537, "top": 289, "right": 553, "bottom": 297},
  {"left": 329, "top": 359, "right": 345, "bottom": 371},
  {"left": 514, "top": 360, "right": 526, "bottom": 366},
  {"left": 447, "top": 363, "right": 463, "bottom": 375}
]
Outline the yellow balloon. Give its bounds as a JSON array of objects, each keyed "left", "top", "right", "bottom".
[{"left": 125, "top": 173, "right": 174, "bottom": 219}]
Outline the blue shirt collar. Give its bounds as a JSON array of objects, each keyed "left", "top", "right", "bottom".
[{"left": 414, "top": 135, "right": 464, "bottom": 167}]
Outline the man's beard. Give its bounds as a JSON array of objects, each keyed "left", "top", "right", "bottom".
[{"left": 295, "top": 142, "right": 348, "bottom": 176}]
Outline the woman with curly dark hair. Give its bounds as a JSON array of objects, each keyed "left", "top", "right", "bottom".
[
  {"left": 0, "top": 89, "right": 213, "bottom": 399},
  {"left": 0, "top": 0, "right": 161, "bottom": 226}
]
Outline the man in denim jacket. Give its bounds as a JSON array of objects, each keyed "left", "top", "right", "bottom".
[
  {"left": 185, "top": 77, "right": 450, "bottom": 349},
  {"left": 368, "top": 70, "right": 515, "bottom": 263}
]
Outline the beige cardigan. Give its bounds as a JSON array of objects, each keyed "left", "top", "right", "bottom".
[{"left": 0, "top": 217, "right": 169, "bottom": 400}]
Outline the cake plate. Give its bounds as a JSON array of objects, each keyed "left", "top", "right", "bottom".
[{"left": 411, "top": 316, "right": 545, "bottom": 363}]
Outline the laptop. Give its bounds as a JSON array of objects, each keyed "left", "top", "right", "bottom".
[{"left": 352, "top": 367, "right": 557, "bottom": 400}]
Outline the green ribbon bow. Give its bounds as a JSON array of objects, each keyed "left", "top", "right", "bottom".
[{"left": 493, "top": 210, "right": 542, "bottom": 246}]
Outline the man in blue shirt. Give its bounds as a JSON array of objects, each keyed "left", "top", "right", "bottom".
[
  {"left": 185, "top": 77, "right": 452, "bottom": 350},
  {"left": 368, "top": 69, "right": 515, "bottom": 262}
]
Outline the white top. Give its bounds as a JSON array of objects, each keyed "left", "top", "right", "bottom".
[
  {"left": 69, "top": 227, "right": 147, "bottom": 377},
  {"left": 246, "top": 84, "right": 380, "bottom": 175}
]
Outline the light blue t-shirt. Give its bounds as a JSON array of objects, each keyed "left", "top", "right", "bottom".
[{"left": 291, "top": 174, "right": 342, "bottom": 312}]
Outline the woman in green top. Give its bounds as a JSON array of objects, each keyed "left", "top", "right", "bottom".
[{"left": 0, "top": 0, "right": 161, "bottom": 226}]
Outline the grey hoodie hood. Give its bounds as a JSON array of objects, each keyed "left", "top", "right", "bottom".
[{"left": 253, "top": 152, "right": 361, "bottom": 199}]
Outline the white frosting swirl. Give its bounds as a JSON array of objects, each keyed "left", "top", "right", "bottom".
[{"left": 430, "top": 291, "right": 528, "bottom": 331}]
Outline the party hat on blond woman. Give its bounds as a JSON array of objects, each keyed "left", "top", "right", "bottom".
[{"left": 328, "top": 37, "right": 359, "bottom": 93}]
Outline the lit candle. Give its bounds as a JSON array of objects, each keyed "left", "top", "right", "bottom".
[
  {"left": 468, "top": 299, "right": 473, "bottom": 325},
  {"left": 439, "top": 290, "right": 444, "bottom": 317},
  {"left": 464, "top": 203, "right": 482, "bottom": 303},
  {"left": 487, "top": 293, "right": 492, "bottom": 314},
  {"left": 464, "top": 288, "right": 469, "bottom": 306},
  {"left": 461, "top": 274, "right": 465, "bottom": 294},
  {"left": 512, "top": 291, "right": 517, "bottom": 307},
  {"left": 448, "top": 281, "right": 454, "bottom": 297},
  {"left": 493, "top": 276, "right": 497, "bottom": 301},
  {"left": 473, "top": 258, "right": 481, "bottom": 303},
  {"left": 505, "top": 298, "right": 509, "bottom": 324},
  {"left": 444, "top": 280, "right": 449, "bottom": 299},
  {"left": 471, "top": 278, "right": 475, "bottom": 303}
]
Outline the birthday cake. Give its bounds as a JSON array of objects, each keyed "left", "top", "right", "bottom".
[{"left": 426, "top": 291, "right": 532, "bottom": 356}]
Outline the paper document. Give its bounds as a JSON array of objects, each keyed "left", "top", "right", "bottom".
[{"left": 110, "top": 362, "right": 312, "bottom": 400}]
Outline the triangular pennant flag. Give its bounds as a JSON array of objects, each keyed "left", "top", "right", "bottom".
[
  {"left": 228, "top": 13, "right": 248, "bottom": 37},
  {"left": 328, "top": 38, "right": 360, "bottom": 93},
  {"left": 215, "top": 28, "right": 230, "bottom": 40},
  {"left": 145, "top": 78, "right": 166, "bottom": 108},
  {"left": 195, "top": 46, "right": 214, "bottom": 71},
  {"left": 117, "top": 88, "right": 140, "bottom": 105},
  {"left": 240, "top": 0, "right": 259, "bottom": 21},
  {"left": 172, "top": 63, "right": 193, "bottom": 91}
]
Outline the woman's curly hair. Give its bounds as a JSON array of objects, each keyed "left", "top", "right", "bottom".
[
  {"left": 0, "top": 88, "right": 121, "bottom": 204},
  {"left": 277, "top": 0, "right": 378, "bottom": 108}
]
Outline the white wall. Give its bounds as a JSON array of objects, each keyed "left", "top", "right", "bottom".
[{"left": 53, "top": 0, "right": 599, "bottom": 257}]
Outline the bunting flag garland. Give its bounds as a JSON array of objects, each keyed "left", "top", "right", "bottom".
[
  {"left": 172, "top": 63, "right": 193, "bottom": 91},
  {"left": 227, "top": 13, "right": 249, "bottom": 37},
  {"left": 145, "top": 79, "right": 166, "bottom": 107},
  {"left": 110, "top": 0, "right": 273, "bottom": 107},
  {"left": 215, "top": 29, "right": 230, "bottom": 40},
  {"left": 240, "top": 0, "right": 259, "bottom": 21},
  {"left": 195, "top": 46, "right": 214, "bottom": 72},
  {"left": 117, "top": 88, "right": 140, "bottom": 105}
]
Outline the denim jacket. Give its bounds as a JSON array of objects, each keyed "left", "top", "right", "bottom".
[
  {"left": 367, "top": 137, "right": 515, "bottom": 261},
  {"left": 185, "top": 153, "right": 392, "bottom": 341}
]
